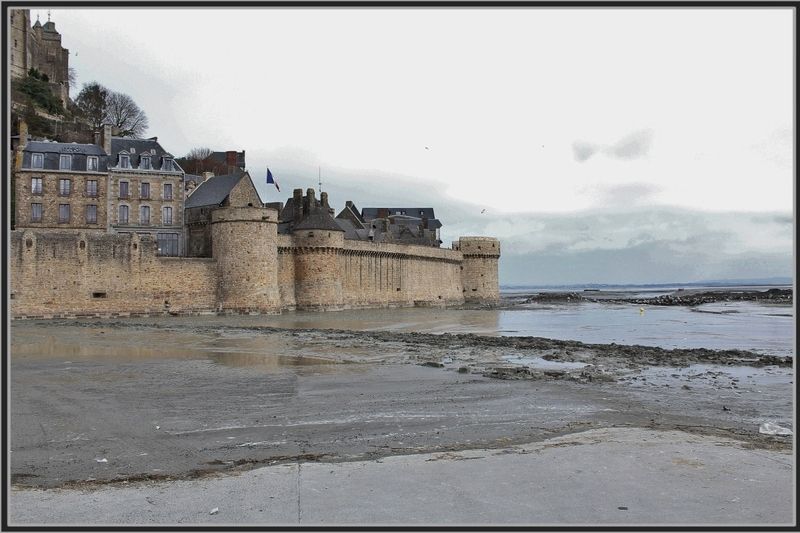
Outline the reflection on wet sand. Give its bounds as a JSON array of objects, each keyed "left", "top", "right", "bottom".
[{"left": 207, "top": 352, "right": 340, "bottom": 372}]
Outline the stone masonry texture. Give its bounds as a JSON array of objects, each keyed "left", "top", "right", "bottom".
[{"left": 10, "top": 206, "right": 500, "bottom": 317}]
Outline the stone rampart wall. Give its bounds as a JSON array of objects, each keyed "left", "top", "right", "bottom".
[
  {"left": 338, "top": 241, "right": 464, "bottom": 308},
  {"left": 10, "top": 224, "right": 496, "bottom": 318},
  {"left": 10, "top": 231, "right": 217, "bottom": 318}
]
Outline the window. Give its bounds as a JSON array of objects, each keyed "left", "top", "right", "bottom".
[
  {"left": 59, "top": 154, "right": 71, "bottom": 170},
  {"left": 140, "top": 206, "right": 151, "bottom": 225},
  {"left": 118, "top": 205, "right": 129, "bottom": 224},
  {"left": 163, "top": 206, "right": 173, "bottom": 225},
  {"left": 58, "top": 204, "right": 71, "bottom": 223},
  {"left": 140, "top": 156, "right": 151, "bottom": 170},
  {"left": 87, "top": 156, "right": 99, "bottom": 171},
  {"left": 163, "top": 183, "right": 173, "bottom": 200},
  {"left": 31, "top": 177, "right": 43, "bottom": 194},
  {"left": 58, "top": 179, "right": 71, "bottom": 196},
  {"left": 31, "top": 203, "right": 43, "bottom": 222},
  {"left": 119, "top": 181, "right": 129, "bottom": 198},
  {"left": 119, "top": 155, "right": 130, "bottom": 169},
  {"left": 31, "top": 153, "right": 44, "bottom": 168},
  {"left": 140, "top": 182, "right": 150, "bottom": 199},
  {"left": 86, "top": 204, "right": 98, "bottom": 224},
  {"left": 162, "top": 157, "right": 173, "bottom": 171},
  {"left": 157, "top": 233, "right": 179, "bottom": 257},
  {"left": 86, "top": 180, "right": 98, "bottom": 197}
]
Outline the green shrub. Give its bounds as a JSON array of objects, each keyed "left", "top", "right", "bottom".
[{"left": 16, "top": 72, "right": 63, "bottom": 115}]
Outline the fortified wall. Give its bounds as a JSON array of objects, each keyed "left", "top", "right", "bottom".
[{"left": 9, "top": 204, "right": 500, "bottom": 318}]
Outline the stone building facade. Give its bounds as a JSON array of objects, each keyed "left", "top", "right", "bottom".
[
  {"left": 104, "top": 133, "right": 186, "bottom": 256},
  {"left": 14, "top": 136, "right": 110, "bottom": 232}
]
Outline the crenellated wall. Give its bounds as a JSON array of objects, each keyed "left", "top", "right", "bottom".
[{"left": 10, "top": 206, "right": 500, "bottom": 318}]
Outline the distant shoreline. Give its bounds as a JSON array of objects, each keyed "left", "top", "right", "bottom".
[{"left": 501, "top": 279, "right": 792, "bottom": 292}]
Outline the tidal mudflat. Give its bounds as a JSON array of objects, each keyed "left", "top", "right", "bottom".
[{"left": 8, "top": 295, "right": 795, "bottom": 525}]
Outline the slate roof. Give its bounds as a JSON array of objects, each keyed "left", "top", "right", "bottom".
[
  {"left": 362, "top": 207, "right": 436, "bottom": 220},
  {"left": 184, "top": 174, "right": 202, "bottom": 185},
  {"left": 335, "top": 218, "right": 363, "bottom": 240},
  {"left": 24, "top": 140, "right": 105, "bottom": 156},
  {"left": 21, "top": 141, "right": 108, "bottom": 172},
  {"left": 184, "top": 172, "right": 246, "bottom": 209},
  {"left": 110, "top": 137, "right": 182, "bottom": 172},
  {"left": 294, "top": 209, "right": 345, "bottom": 232}
]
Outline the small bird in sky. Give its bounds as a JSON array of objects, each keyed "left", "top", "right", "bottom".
[{"left": 481, "top": 209, "right": 486, "bottom": 214}]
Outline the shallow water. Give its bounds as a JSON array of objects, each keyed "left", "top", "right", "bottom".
[{"left": 101, "top": 297, "right": 794, "bottom": 357}]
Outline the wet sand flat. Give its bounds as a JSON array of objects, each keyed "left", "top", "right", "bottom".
[{"left": 8, "top": 316, "right": 795, "bottom": 525}]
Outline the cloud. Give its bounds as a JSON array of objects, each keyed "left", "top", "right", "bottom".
[
  {"left": 573, "top": 129, "right": 654, "bottom": 163},
  {"left": 605, "top": 129, "right": 654, "bottom": 160},
  {"left": 572, "top": 141, "right": 599, "bottom": 162},
  {"left": 591, "top": 183, "right": 662, "bottom": 207}
]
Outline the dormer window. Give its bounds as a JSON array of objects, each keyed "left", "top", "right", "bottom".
[
  {"left": 31, "top": 153, "right": 44, "bottom": 169},
  {"left": 119, "top": 154, "right": 130, "bottom": 168},
  {"left": 162, "top": 157, "right": 173, "bottom": 171},
  {"left": 87, "top": 156, "right": 99, "bottom": 171},
  {"left": 140, "top": 155, "right": 151, "bottom": 170},
  {"left": 59, "top": 154, "right": 71, "bottom": 170}
]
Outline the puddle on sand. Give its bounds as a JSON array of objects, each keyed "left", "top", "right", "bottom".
[
  {"left": 10, "top": 325, "right": 358, "bottom": 375},
  {"left": 208, "top": 352, "right": 336, "bottom": 371},
  {"left": 624, "top": 363, "right": 793, "bottom": 389},
  {"left": 503, "top": 355, "right": 589, "bottom": 371}
]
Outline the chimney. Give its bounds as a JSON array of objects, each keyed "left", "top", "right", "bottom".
[
  {"left": 321, "top": 192, "right": 334, "bottom": 216},
  {"left": 225, "top": 150, "right": 237, "bottom": 173},
  {"left": 302, "top": 188, "right": 314, "bottom": 216},
  {"left": 100, "top": 124, "right": 112, "bottom": 155},
  {"left": 293, "top": 188, "right": 303, "bottom": 224},
  {"left": 15, "top": 119, "right": 29, "bottom": 170},
  {"left": 18, "top": 119, "right": 28, "bottom": 150},
  {"left": 93, "top": 130, "right": 100, "bottom": 146}
]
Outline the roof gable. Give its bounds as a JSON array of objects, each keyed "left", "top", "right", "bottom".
[{"left": 184, "top": 172, "right": 247, "bottom": 209}]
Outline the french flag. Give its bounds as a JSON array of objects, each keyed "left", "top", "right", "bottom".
[{"left": 266, "top": 168, "right": 280, "bottom": 192}]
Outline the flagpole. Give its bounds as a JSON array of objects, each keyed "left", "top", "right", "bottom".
[{"left": 318, "top": 166, "right": 322, "bottom": 194}]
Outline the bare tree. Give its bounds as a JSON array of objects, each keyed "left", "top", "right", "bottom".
[
  {"left": 105, "top": 91, "right": 149, "bottom": 137},
  {"left": 68, "top": 67, "right": 77, "bottom": 89},
  {"left": 186, "top": 147, "right": 212, "bottom": 160}
]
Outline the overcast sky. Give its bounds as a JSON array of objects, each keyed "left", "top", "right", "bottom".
[{"left": 42, "top": 7, "right": 794, "bottom": 284}]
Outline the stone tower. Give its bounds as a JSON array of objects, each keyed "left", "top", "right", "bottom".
[
  {"left": 9, "top": 9, "right": 30, "bottom": 79},
  {"left": 458, "top": 237, "right": 501, "bottom": 303},
  {"left": 291, "top": 188, "right": 345, "bottom": 310},
  {"left": 211, "top": 206, "right": 280, "bottom": 312}
]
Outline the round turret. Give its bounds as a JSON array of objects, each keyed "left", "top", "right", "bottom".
[
  {"left": 292, "top": 226, "right": 345, "bottom": 311},
  {"left": 290, "top": 188, "right": 345, "bottom": 310},
  {"left": 458, "top": 236, "right": 500, "bottom": 303},
  {"left": 211, "top": 206, "right": 280, "bottom": 312}
]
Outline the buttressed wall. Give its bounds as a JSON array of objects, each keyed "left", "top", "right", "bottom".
[{"left": 10, "top": 205, "right": 500, "bottom": 318}]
